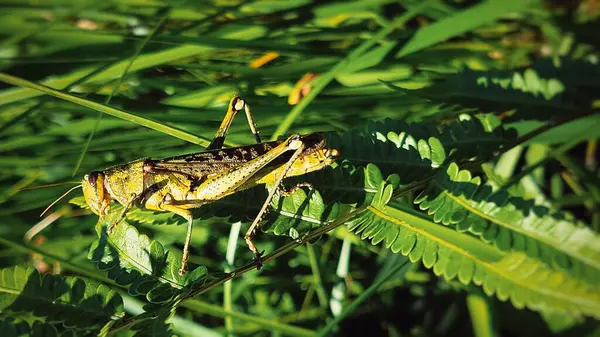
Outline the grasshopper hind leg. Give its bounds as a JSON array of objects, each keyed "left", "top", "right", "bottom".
[
  {"left": 208, "top": 96, "right": 262, "bottom": 150},
  {"left": 244, "top": 137, "right": 306, "bottom": 270}
]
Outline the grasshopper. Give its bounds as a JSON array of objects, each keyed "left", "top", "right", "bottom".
[{"left": 80, "top": 97, "right": 340, "bottom": 275}]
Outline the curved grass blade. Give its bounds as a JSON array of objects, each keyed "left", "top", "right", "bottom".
[
  {"left": 72, "top": 7, "right": 172, "bottom": 177},
  {"left": 0, "top": 72, "right": 210, "bottom": 146},
  {"left": 270, "top": 1, "right": 433, "bottom": 139}
]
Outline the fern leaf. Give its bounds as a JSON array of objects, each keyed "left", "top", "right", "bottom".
[
  {"left": 0, "top": 266, "right": 124, "bottom": 331},
  {"left": 88, "top": 211, "right": 208, "bottom": 301},
  {"left": 350, "top": 203, "right": 600, "bottom": 318},
  {"left": 130, "top": 303, "right": 178, "bottom": 337},
  {"left": 415, "top": 162, "right": 600, "bottom": 286},
  {"left": 420, "top": 67, "right": 575, "bottom": 111}
]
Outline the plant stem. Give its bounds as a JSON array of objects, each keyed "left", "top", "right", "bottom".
[
  {"left": 306, "top": 244, "right": 329, "bottom": 308},
  {"left": 182, "top": 300, "right": 316, "bottom": 337},
  {"left": 315, "top": 257, "right": 411, "bottom": 337},
  {"left": 466, "top": 292, "right": 496, "bottom": 337},
  {"left": 224, "top": 221, "right": 242, "bottom": 336}
]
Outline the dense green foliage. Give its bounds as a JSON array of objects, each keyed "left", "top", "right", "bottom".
[{"left": 0, "top": 0, "right": 599, "bottom": 336}]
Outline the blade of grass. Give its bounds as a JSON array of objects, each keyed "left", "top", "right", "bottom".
[
  {"left": 316, "top": 257, "right": 412, "bottom": 337},
  {"left": 0, "top": 72, "right": 210, "bottom": 146},
  {"left": 182, "top": 300, "right": 316, "bottom": 337},
  {"left": 0, "top": 171, "right": 41, "bottom": 205},
  {"left": 397, "top": 0, "right": 538, "bottom": 57},
  {"left": 72, "top": 7, "right": 171, "bottom": 176},
  {"left": 270, "top": 0, "right": 434, "bottom": 139},
  {"left": 0, "top": 45, "right": 213, "bottom": 107},
  {"left": 466, "top": 292, "right": 496, "bottom": 337},
  {"left": 0, "top": 61, "right": 115, "bottom": 136},
  {"left": 306, "top": 244, "right": 328, "bottom": 308},
  {"left": 330, "top": 239, "right": 351, "bottom": 317},
  {"left": 224, "top": 221, "right": 242, "bottom": 337}
]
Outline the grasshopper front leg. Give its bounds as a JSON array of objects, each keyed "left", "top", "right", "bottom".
[{"left": 243, "top": 140, "right": 305, "bottom": 268}]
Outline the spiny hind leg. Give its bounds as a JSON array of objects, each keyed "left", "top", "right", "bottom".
[
  {"left": 244, "top": 140, "right": 306, "bottom": 269},
  {"left": 278, "top": 182, "right": 313, "bottom": 196},
  {"left": 208, "top": 96, "right": 262, "bottom": 150}
]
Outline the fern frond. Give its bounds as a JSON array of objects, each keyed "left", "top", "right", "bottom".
[
  {"left": 129, "top": 302, "right": 178, "bottom": 337},
  {"left": 88, "top": 211, "right": 207, "bottom": 301},
  {"left": 420, "top": 67, "right": 575, "bottom": 111},
  {"left": 415, "top": 162, "right": 600, "bottom": 286},
  {"left": 350, "top": 203, "right": 600, "bottom": 318},
  {"left": 0, "top": 266, "right": 124, "bottom": 331},
  {"left": 0, "top": 319, "right": 68, "bottom": 337}
]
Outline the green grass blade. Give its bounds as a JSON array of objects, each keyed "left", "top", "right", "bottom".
[
  {"left": 316, "top": 257, "right": 412, "bottom": 337},
  {"left": 72, "top": 7, "right": 172, "bottom": 176},
  {"left": 270, "top": 1, "right": 433, "bottom": 139},
  {"left": 0, "top": 72, "right": 209, "bottom": 146},
  {"left": 0, "top": 45, "right": 213, "bottom": 107},
  {"left": 397, "top": 0, "right": 539, "bottom": 57},
  {"left": 467, "top": 293, "right": 496, "bottom": 337}
]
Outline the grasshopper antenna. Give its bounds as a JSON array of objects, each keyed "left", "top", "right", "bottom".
[
  {"left": 20, "top": 181, "right": 80, "bottom": 191},
  {"left": 40, "top": 185, "right": 82, "bottom": 218}
]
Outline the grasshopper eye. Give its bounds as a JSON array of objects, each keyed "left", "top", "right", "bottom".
[{"left": 88, "top": 171, "right": 103, "bottom": 188}]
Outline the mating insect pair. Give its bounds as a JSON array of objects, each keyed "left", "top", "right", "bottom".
[{"left": 79, "top": 97, "right": 340, "bottom": 275}]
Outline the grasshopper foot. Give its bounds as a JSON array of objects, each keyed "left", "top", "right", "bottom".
[
  {"left": 253, "top": 250, "right": 265, "bottom": 270},
  {"left": 106, "top": 222, "right": 117, "bottom": 235},
  {"left": 279, "top": 182, "right": 313, "bottom": 196},
  {"left": 245, "top": 234, "right": 265, "bottom": 270}
]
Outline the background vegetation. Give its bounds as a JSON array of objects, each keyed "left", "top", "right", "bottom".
[{"left": 0, "top": 0, "right": 599, "bottom": 336}]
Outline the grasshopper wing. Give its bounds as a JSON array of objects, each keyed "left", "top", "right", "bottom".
[{"left": 148, "top": 141, "right": 283, "bottom": 180}]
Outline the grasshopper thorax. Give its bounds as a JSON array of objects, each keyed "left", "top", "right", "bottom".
[{"left": 82, "top": 171, "right": 110, "bottom": 216}]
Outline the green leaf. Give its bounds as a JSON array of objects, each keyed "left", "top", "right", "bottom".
[
  {"left": 0, "top": 266, "right": 124, "bottom": 331},
  {"left": 415, "top": 162, "right": 600, "bottom": 287},
  {"left": 350, "top": 204, "right": 600, "bottom": 318},
  {"left": 397, "top": 0, "right": 539, "bottom": 57},
  {"left": 88, "top": 211, "right": 208, "bottom": 301},
  {"left": 0, "top": 73, "right": 209, "bottom": 146}
]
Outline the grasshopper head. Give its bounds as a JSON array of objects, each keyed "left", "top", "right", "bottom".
[
  {"left": 289, "top": 133, "right": 341, "bottom": 175},
  {"left": 82, "top": 171, "right": 109, "bottom": 215}
]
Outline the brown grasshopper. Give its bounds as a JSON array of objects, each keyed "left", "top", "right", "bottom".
[{"left": 80, "top": 97, "right": 340, "bottom": 275}]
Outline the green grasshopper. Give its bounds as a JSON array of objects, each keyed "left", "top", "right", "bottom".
[{"left": 80, "top": 97, "right": 340, "bottom": 275}]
